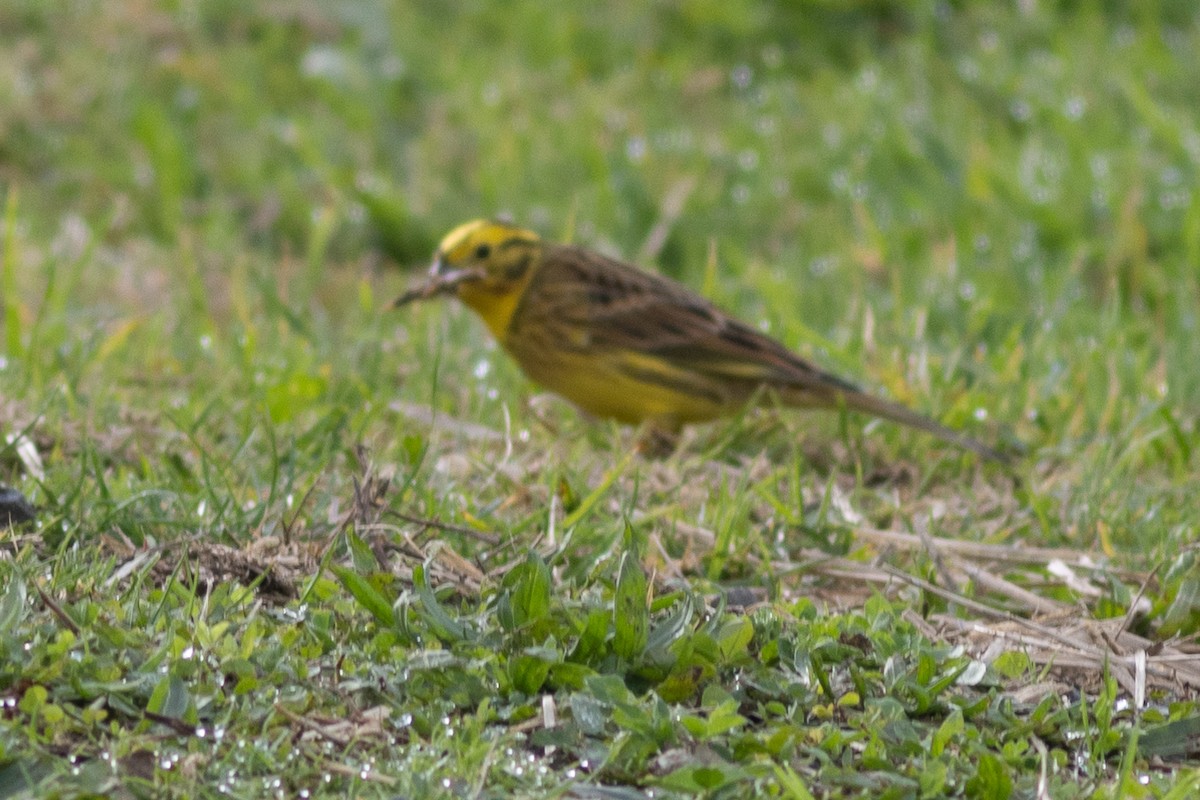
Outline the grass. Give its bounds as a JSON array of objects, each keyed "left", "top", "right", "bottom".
[{"left": 2, "top": 0, "right": 1200, "bottom": 796}]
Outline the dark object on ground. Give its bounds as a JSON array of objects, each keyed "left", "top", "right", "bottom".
[{"left": 0, "top": 487, "right": 36, "bottom": 528}]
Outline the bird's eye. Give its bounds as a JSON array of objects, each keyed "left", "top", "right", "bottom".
[{"left": 474, "top": 243, "right": 491, "bottom": 259}]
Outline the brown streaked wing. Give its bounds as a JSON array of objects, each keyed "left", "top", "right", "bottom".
[{"left": 521, "top": 243, "right": 861, "bottom": 399}]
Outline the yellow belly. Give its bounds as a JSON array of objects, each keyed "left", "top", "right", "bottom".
[{"left": 508, "top": 346, "right": 732, "bottom": 426}]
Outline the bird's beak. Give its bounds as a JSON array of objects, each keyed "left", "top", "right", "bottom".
[
  {"left": 391, "top": 256, "right": 484, "bottom": 309},
  {"left": 430, "top": 252, "right": 486, "bottom": 283},
  {"left": 428, "top": 252, "right": 448, "bottom": 276}
]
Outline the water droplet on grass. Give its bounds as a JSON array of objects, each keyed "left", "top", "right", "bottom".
[
  {"left": 301, "top": 46, "right": 348, "bottom": 80},
  {"left": 625, "top": 136, "right": 647, "bottom": 162}
]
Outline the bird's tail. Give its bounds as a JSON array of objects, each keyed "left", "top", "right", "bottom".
[{"left": 838, "top": 389, "right": 1009, "bottom": 463}]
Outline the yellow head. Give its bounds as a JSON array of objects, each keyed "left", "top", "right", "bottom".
[{"left": 431, "top": 219, "right": 542, "bottom": 340}]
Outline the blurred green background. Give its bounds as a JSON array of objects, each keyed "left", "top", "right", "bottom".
[{"left": 6, "top": 0, "right": 1199, "bottom": 396}]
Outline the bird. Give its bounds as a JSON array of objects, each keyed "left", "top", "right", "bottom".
[{"left": 394, "top": 218, "right": 1006, "bottom": 461}]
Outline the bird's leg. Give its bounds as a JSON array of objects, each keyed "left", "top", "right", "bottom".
[{"left": 635, "top": 418, "right": 682, "bottom": 458}]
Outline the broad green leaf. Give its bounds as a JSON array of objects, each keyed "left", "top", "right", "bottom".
[
  {"left": 147, "top": 674, "right": 195, "bottom": 725},
  {"left": 414, "top": 563, "right": 468, "bottom": 643},
  {"left": 966, "top": 752, "right": 1013, "bottom": 800},
  {"left": 331, "top": 565, "right": 396, "bottom": 627},
  {"left": 613, "top": 550, "right": 648, "bottom": 661},
  {"left": 0, "top": 567, "right": 27, "bottom": 634},
  {"left": 507, "top": 650, "right": 553, "bottom": 695},
  {"left": 499, "top": 551, "right": 552, "bottom": 632},
  {"left": 345, "top": 530, "right": 378, "bottom": 574}
]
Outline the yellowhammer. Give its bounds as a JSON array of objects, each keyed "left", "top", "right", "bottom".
[{"left": 395, "top": 219, "right": 1006, "bottom": 461}]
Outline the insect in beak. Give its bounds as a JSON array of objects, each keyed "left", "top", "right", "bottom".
[{"left": 392, "top": 258, "right": 484, "bottom": 308}]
